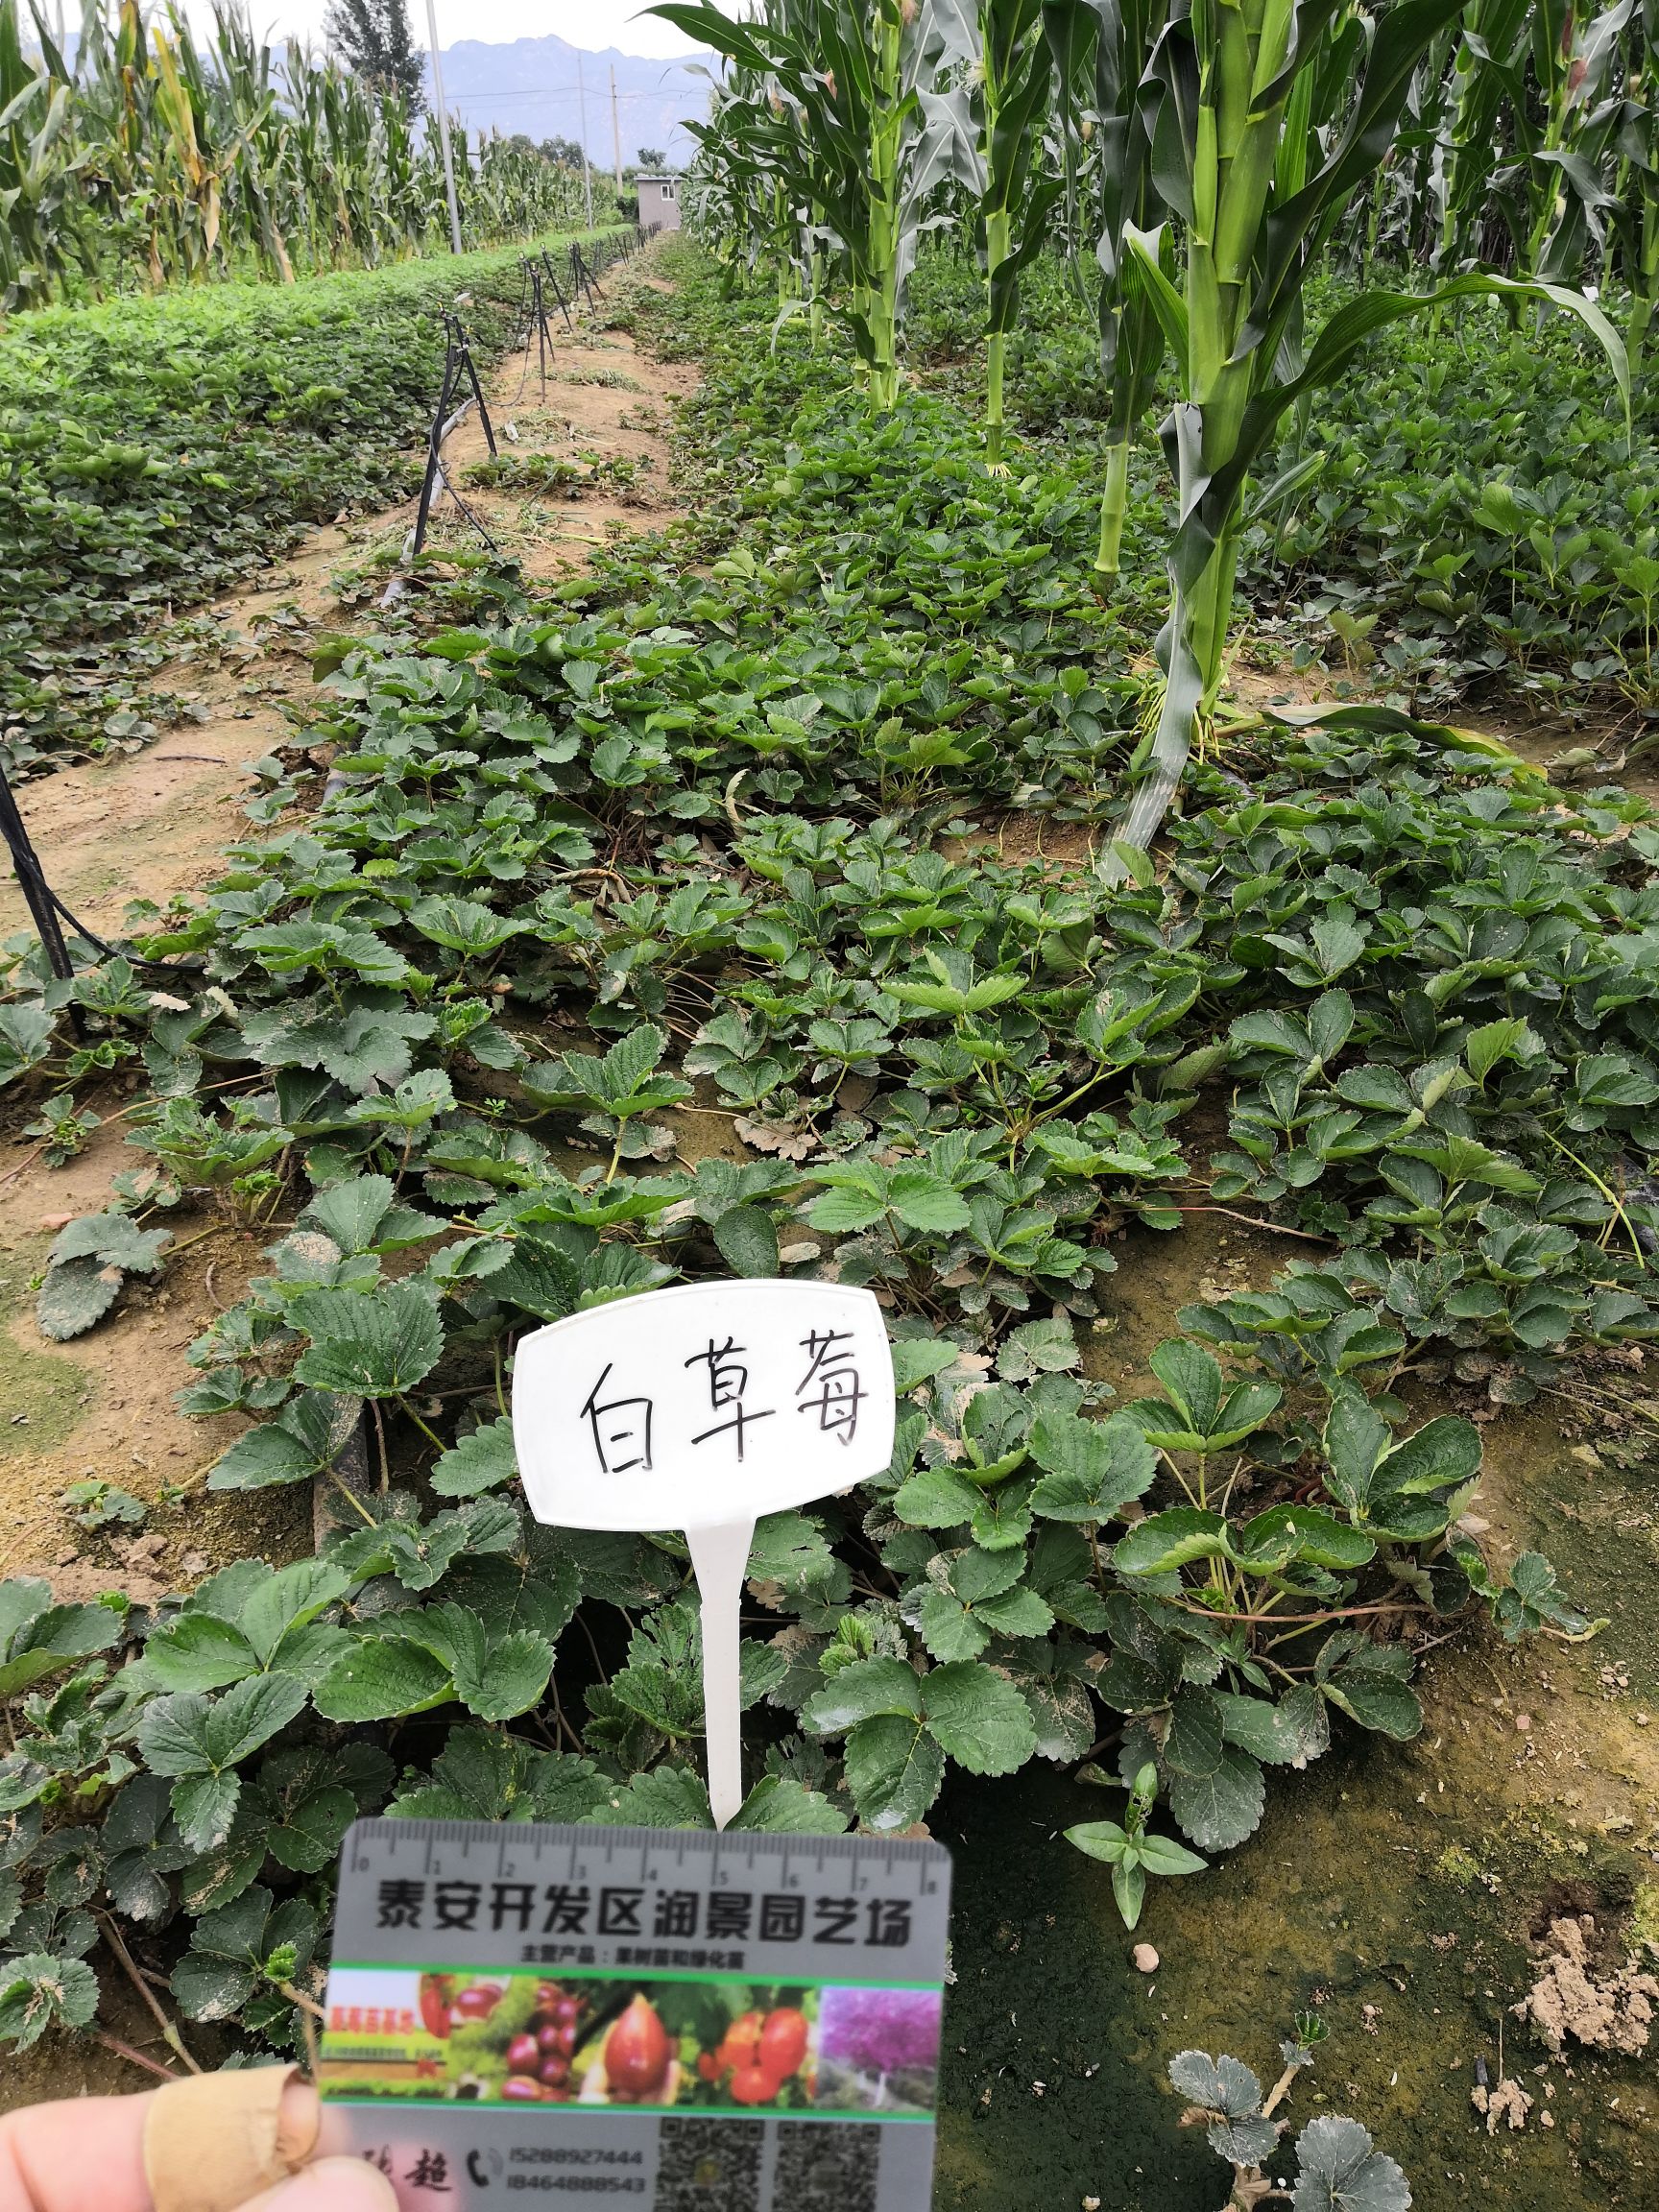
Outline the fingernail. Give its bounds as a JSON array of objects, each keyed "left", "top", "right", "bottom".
[
  {"left": 239, "top": 2153, "right": 401, "bottom": 2212},
  {"left": 276, "top": 2079, "right": 321, "bottom": 2164}
]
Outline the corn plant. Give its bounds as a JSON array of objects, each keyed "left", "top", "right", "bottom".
[
  {"left": 211, "top": 9, "right": 296, "bottom": 279},
  {"left": 688, "top": 95, "right": 795, "bottom": 321},
  {"left": 0, "top": 0, "right": 78, "bottom": 306},
  {"left": 1522, "top": 0, "right": 1636, "bottom": 274},
  {"left": 659, "top": 0, "right": 977, "bottom": 405},
  {"left": 1389, "top": 0, "right": 1658, "bottom": 292},
  {"left": 1095, "top": 0, "right": 1628, "bottom": 869},
  {"left": 654, "top": 9, "right": 830, "bottom": 325},
  {"left": 0, "top": 0, "right": 592, "bottom": 304},
  {"left": 1428, "top": 0, "right": 1534, "bottom": 271},
  {"left": 1049, "top": 0, "right": 1174, "bottom": 573},
  {"left": 1626, "top": 0, "right": 1659, "bottom": 355},
  {"left": 964, "top": 0, "right": 1059, "bottom": 463}
]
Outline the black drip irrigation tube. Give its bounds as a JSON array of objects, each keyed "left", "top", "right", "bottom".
[
  {"left": 0, "top": 762, "right": 190, "bottom": 1006},
  {"left": 539, "top": 250, "right": 576, "bottom": 334},
  {"left": 517, "top": 266, "right": 563, "bottom": 403},
  {"left": 349, "top": 226, "right": 642, "bottom": 774},
  {"left": 570, "top": 241, "right": 602, "bottom": 314},
  {"left": 0, "top": 767, "right": 79, "bottom": 986},
  {"left": 414, "top": 226, "right": 645, "bottom": 554}
]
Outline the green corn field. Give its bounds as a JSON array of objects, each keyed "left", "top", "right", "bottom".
[{"left": 0, "top": 0, "right": 597, "bottom": 305}]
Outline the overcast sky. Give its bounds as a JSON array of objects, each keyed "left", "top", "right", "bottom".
[{"left": 175, "top": 0, "right": 715, "bottom": 57}]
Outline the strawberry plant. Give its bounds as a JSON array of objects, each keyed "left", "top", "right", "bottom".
[
  {"left": 1167, "top": 2027, "right": 1410, "bottom": 2212},
  {"left": 0, "top": 242, "right": 1637, "bottom": 2109},
  {"left": 0, "top": 223, "right": 634, "bottom": 776}
]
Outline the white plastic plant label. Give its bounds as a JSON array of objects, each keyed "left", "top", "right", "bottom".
[{"left": 512, "top": 1280, "right": 896, "bottom": 1825}]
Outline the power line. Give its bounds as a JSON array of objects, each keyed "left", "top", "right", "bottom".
[{"left": 431, "top": 84, "right": 698, "bottom": 102}]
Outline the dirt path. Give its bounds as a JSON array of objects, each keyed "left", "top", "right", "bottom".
[
  {"left": 1226, "top": 648, "right": 1659, "bottom": 805},
  {"left": 0, "top": 252, "right": 696, "bottom": 1599}
]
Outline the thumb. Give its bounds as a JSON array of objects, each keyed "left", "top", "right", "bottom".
[
  {"left": 235, "top": 2160, "right": 399, "bottom": 2212},
  {"left": 143, "top": 2072, "right": 396, "bottom": 2212}
]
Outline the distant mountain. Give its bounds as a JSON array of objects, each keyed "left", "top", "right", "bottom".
[{"left": 423, "top": 36, "right": 714, "bottom": 168}]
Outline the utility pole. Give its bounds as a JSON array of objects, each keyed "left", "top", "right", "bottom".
[
  {"left": 423, "top": 0, "right": 464, "bottom": 254},
  {"left": 610, "top": 64, "right": 623, "bottom": 198},
  {"left": 576, "top": 51, "right": 594, "bottom": 229}
]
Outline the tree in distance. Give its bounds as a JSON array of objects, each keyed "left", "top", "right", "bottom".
[{"left": 325, "top": 0, "right": 426, "bottom": 112}]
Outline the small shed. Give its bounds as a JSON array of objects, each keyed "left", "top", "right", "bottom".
[{"left": 637, "top": 175, "right": 683, "bottom": 233}]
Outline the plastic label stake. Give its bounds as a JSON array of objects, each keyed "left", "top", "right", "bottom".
[{"left": 512, "top": 1279, "right": 896, "bottom": 1826}]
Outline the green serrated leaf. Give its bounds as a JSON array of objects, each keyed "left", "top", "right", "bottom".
[
  {"left": 1166, "top": 1745, "right": 1266, "bottom": 1851},
  {"left": 843, "top": 1714, "right": 946, "bottom": 1831},
  {"left": 291, "top": 1281, "right": 444, "bottom": 1397},
  {"left": 36, "top": 1256, "right": 125, "bottom": 1341},
  {"left": 1113, "top": 1508, "right": 1232, "bottom": 1577},
  {"left": 311, "top": 1633, "right": 454, "bottom": 1722},
  {"left": 1029, "top": 1411, "right": 1157, "bottom": 1522},
  {"left": 729, "top": 1776, "right": 850, "bottom": 1835},
  {"left": 429, "top": 1417, "right": 518, "bottom": 1498},
  {"left": 710, "top": 1204, "right": 781, "bottom": 1278},
  {"left": 923, "top": 1662, "right": 1035, "bottom": 1774}
]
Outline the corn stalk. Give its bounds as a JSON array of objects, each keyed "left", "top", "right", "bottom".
[
  {"left": 1526, "top": 0, "right": 1639, "bottom": 276},
  {"left": 1626, "top": 0, "right": 1659, "bottom": 354},
  {"left": 1047, "top": 0, "right": 1174, "bottom": 574},
  {"left": 0, "top": 0, "right": 589, "bottom": 302},
  {"left": 0, "top": 1, "right": 79, "bottom": 307},
  {"left": 1097, "top": 0, "right": 1629, "bottom": 876},
  {"left": 959, "top": 0, "right": 1059, "bottom": 462},
  {"left": 656, "top": 0, "right": 976, "bottom": 405}
]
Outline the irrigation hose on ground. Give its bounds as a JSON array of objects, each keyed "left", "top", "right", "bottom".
[{"left": 0, "top": 760, "right": 192, "bottom": 981}]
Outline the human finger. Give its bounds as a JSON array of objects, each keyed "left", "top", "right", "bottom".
[
  {"left": 233, "top": 2160, "right": 397, "bottom": 2212},
  {"left": 0, "top": 2089, "right": 155, "bottom": 2212},
  {"left": 143, "top": 2069, "right": 315, "bottom": 2212}
]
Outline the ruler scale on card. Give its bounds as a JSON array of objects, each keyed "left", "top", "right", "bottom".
[{"left": 317, "top": 1819, "right": 952, "bottom": 2212}]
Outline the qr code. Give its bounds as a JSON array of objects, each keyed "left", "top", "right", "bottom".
[
  {"left": 657, "top": 2118, "right": 762, "bottom": 2212},
  {"left": 773, "top": 2121, "right": 880, "bottom": 2212}
]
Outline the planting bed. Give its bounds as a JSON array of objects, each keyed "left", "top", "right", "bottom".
[
  {"left": 1, "top": 238, "right": 1658, "bottom": 2209},
  {"left": 0, "top": 225, "right": 636, "bottom": 781}
]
